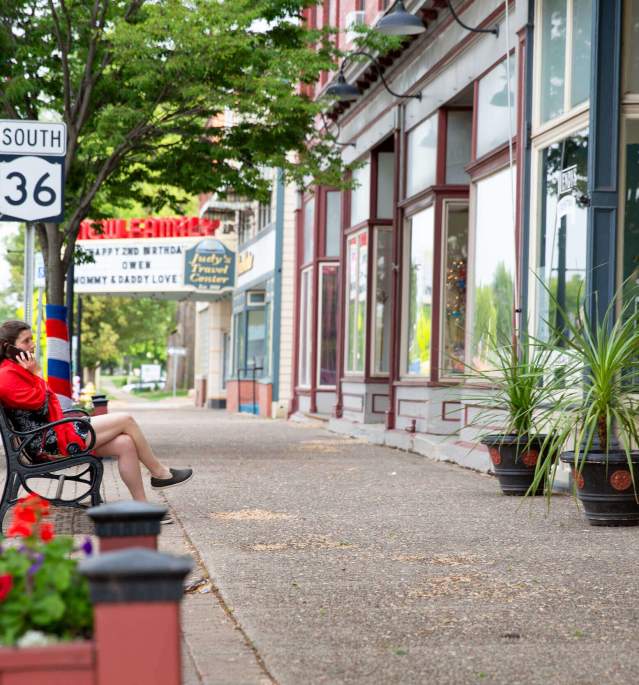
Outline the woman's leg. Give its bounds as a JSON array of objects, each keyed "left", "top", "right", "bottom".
[
  {"left": 93, "top": 434, "right": 147, "bottom": 501},
  {"left": 90, "top": 413, "right": 171, "bottom": 479}
]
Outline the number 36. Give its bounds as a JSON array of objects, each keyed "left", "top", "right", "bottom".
[{"left": 4, "top": 171, "right": 57, "bottom": 207}]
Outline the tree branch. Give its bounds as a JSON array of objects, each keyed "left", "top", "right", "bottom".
[{"left": 47, "top": 0, "right": 72, "bottom": 122}]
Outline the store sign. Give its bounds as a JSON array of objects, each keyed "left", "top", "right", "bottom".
[
  {"left": 78, "top": 216, "right": 219, "bottom": 240},
  {"left": 74, "top": 236, "right": 235, "bottom": 300},
  {"left": 559, "top": 165, "right": 578, "bottom": 194},
  {"left": 237, "top": 230, "right": 275, "bottom": 288},
  {"left": 237, "top": 251, "right": 254, "bottom": 276},
  {"left": 184, "top": 239, "right": 234, "bottom": 290}
]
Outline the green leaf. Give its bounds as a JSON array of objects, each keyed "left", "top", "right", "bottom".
[{"left": 31, "top": 594, "right": 65, "bottom": 626}]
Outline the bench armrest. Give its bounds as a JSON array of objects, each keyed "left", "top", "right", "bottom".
[
  {"left": 63, "top": 408, "right": 91, "bottom": 417},
  {"left": 11, "top": 416, "right": 96, "bottom": 452}
]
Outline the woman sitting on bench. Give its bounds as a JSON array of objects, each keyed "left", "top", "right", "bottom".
[{"left": 0, "top": 320, "right": 193, "bottom": 508}]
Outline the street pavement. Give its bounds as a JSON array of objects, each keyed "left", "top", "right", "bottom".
[{"left": 8, "top": 400, "right": 639, "bottom": 684}]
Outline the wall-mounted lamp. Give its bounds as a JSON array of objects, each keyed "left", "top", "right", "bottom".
[
  {"left": 375, "top": 0, "right": 498, "bottom": 38},
  {"left": 325, "top": 50, "right": 422, "bottom": 104}
]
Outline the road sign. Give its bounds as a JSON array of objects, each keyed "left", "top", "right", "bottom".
[
  {"left": 167, "top": 346, "right": 187, "bottom": 356},
  {"left": 0, "top": 120, "right": 66, "bottom": 223},
  {"left": 34, "top": 252, "right": 46, "bottom": 288}
]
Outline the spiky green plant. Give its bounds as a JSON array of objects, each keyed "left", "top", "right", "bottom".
[{"left": 529, "top": 284, "right": 639, "bottom": 497}]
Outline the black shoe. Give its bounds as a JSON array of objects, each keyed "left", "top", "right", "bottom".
[
  {"left": 151, "top": 468, "right": 193, "bottom": 490},
  {"left": 160, "top": 515, "right": 174, "bottom": 525}
]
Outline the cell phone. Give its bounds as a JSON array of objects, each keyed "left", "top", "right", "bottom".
[{"left": 5, "top": 344, "right": 26, "bottom": 363}]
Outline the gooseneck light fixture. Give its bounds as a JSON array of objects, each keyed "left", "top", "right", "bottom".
[
  {"left": 376, "top": 0, "right": 498, "bottom": 38},
  {"left": 325, "top": 50, "right": 422, "bottom": 104},
  {"left": 375, "top": 0, "right": 426, "bottom": 35}
]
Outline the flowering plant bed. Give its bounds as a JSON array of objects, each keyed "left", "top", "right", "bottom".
[{"left": 0, "top": 494, "right": 93, "bottom": 646}]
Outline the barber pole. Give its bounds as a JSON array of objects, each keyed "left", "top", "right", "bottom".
[{"left": 45, "top": 304, "right": 72, "bottom": 400}]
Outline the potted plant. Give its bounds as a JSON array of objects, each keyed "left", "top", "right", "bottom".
[
  {"left": 471, "top": 335, "right": 562, "bottom": 495},
  {"left": 532, "top": 291, "right": 639, "bottom": 526},
  {"left": 0, "top": 494, "right": 93, "bottom": 646}
]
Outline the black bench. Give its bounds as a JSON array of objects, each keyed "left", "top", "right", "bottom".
[{"left": 0, "top": 404, "right": 103, "bottom": 532}]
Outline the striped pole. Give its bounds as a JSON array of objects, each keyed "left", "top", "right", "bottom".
[{"left": 45, "top": 304, "right": 72, "bottom": 401}]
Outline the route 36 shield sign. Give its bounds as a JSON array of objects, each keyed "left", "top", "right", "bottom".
[{"left": 0, "top": 156, "right": 64, "bottom": 222}]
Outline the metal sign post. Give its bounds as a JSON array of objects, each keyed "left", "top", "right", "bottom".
[
  {"left": 167, "top": 346, "right": 187, "bottom": 397},
  {"left": 0, "top": 119, "right": 67, "bottom": 318}
]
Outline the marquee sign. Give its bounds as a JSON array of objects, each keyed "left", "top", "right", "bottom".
[{"left": 74, "top": 236, "right": 235, "bottom": 300}]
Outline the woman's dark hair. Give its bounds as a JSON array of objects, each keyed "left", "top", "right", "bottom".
[{"left": 0, "top": 320, "right": 30, "bottom": 361}]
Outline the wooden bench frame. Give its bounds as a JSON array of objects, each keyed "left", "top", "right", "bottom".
[{"left": 0, "top": 404, "right": 103, "bottom": 532}]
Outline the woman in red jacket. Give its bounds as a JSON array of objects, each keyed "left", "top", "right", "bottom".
[{"left": 0, "top": 320, "right": 192, "bottom": 505}]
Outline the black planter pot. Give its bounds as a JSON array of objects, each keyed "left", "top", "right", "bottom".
[
  {"left": 560, "top": 450, "right": 639, "bottom": 526},
  {"left": 480, "top": 434, "right": 546, "bottom": 496}
]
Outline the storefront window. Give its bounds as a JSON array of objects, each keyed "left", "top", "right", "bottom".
[
  {"left": 446, "top": 110, "right": 472, "bottom": 184},
  {"left": 299, "top": 268, "right": 313, "bottom": 386},
  {"left": 325, "top": 191, "right": 341, "bottom": 257},
  {"left": 539, "top": 0, "right": 592, "bottom": 124},
  {"left": 405, "top": 207, "right": 434, "bottom": 376},
  {"left": 345, "top": 231, "right": 368, "bottom": 373},
  {"left": 303, "top": 198, "right": 315, "bottom": 264},
  {"left": 477, "top": 56, "right": 517, "bottom": 158},
  {"left": 622, "top": 119, "right": 639, "bottom": 286},
  {"left": 442, "top": 203, "right": 469, "bottom": 376},
  {"left": 377, "top": 152, "right": 394, "bottom": 219},
  {"left": 234, "top": 312, "right": 245, "bottom": 377},
  {"left": 246, "top": 308, "right": 266, "bottom": 373},
  {"left": 318, "top": 264, "right": 339, "bottom": 386},
  {"left": 537, "top": 130, "right": 588, "bottom": 343},
  {"left": 471, "top": 167, "right": 516, "bottom": 369},
  {"left": 406, "top": 115, "right": 438, "bottom": 198},
  {"left": 350, "top": 159, "right": 371, "bottom": 227},
  {"left": 373, "top": 228, "right": 392, "bottom": 375}
]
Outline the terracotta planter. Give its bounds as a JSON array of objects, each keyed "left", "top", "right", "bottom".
[
  {"left": 0, "top": 641, "right": 95, "bottom": 685},
  {"left": 480, "top": 434, "right": 547, "bottom": 496},
  {"left": 560, "top": 450, "right": 639, "bottom": 526}
]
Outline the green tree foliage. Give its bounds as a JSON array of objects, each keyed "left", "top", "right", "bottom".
[
  {"left": 0, "top": 0, "right": 347, "bottom": 304},
  {"left": 80, "top": 296, "right": 176, "bottom": 370}
]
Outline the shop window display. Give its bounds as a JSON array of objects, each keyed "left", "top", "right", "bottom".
[
  {"left": 318, "top": 264, "right": 339, "bottom": 386},
  {"left": 622, "top": 120, "right": 639, "bottom": 287},
  {"left": 405, "top": 207, "right": 434, "bottom": 376},
  {"left": 373, "top": 228, "right": 393, "bottom": 375},
  {"left": 442, "top": 203, "right": 468, "bottom": 376},
  {"left": 471, "top": 167, "right": 516, "bottom": 369},
  {"left": 346, "top": 231, "right": 368, "bottom": 373},
  {"left": 537, "top": 130, "right": 588, "bottom": 344}
]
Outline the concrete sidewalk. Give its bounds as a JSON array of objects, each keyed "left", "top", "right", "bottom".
[{"left": 8, "top": 405, "right": 639, "bottom": 684}]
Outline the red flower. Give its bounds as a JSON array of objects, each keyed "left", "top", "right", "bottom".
[
  {"left": 13, "top": 504, "right": 37, "bottom": 524},
  {"left": 39, "top": 522, "right": 54, "bottom": 542},
  {"left": 7, "top": 520, "right": 33, "bottom": 538},
  {"left": 0, "top": 575, "right": 12, "bottom": 602}
]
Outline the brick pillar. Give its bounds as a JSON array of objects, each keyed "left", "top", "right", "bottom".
[
  {"left": 79, "top": 548, "right": 192, "bottom": 685},
  {"left": 87, "top": 501, "right": 167, "bottom": 552}
]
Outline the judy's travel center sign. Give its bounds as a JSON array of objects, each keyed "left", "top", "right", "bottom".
[{"left": 73, "top": 217, "right": 235, "bottom": 300}]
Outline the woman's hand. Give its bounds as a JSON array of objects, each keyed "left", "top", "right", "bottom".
[{"left": 16, "top": 350, "right": 38, "bottom": 374}]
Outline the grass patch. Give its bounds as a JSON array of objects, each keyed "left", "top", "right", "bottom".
[{"left": 131, "top": 389, "right": 188, "bottom": 400}]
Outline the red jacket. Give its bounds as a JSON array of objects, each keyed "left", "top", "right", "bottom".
[{"left": 0, "top": 359, "right": 85, "bottom": 456}]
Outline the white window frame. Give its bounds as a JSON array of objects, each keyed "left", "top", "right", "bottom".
[
  {"left": 369, "top": 226, "right": 393, "bottom": 378},
  {"left": 532, "top": 0, "right": 591, "bottom": 135},
  {"left": 316, "top": 261, "right": 340, "bottom": 389},
  {"left": 298, "top": 266, "right": 313, "bottom": 388}
]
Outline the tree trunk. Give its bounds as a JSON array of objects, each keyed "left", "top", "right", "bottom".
[
  {"left": 41, "top": 222, "right": 66, "bottom": 306},
  {"left": 164, "top": 301, "right": 196, "bottom": 391}
]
